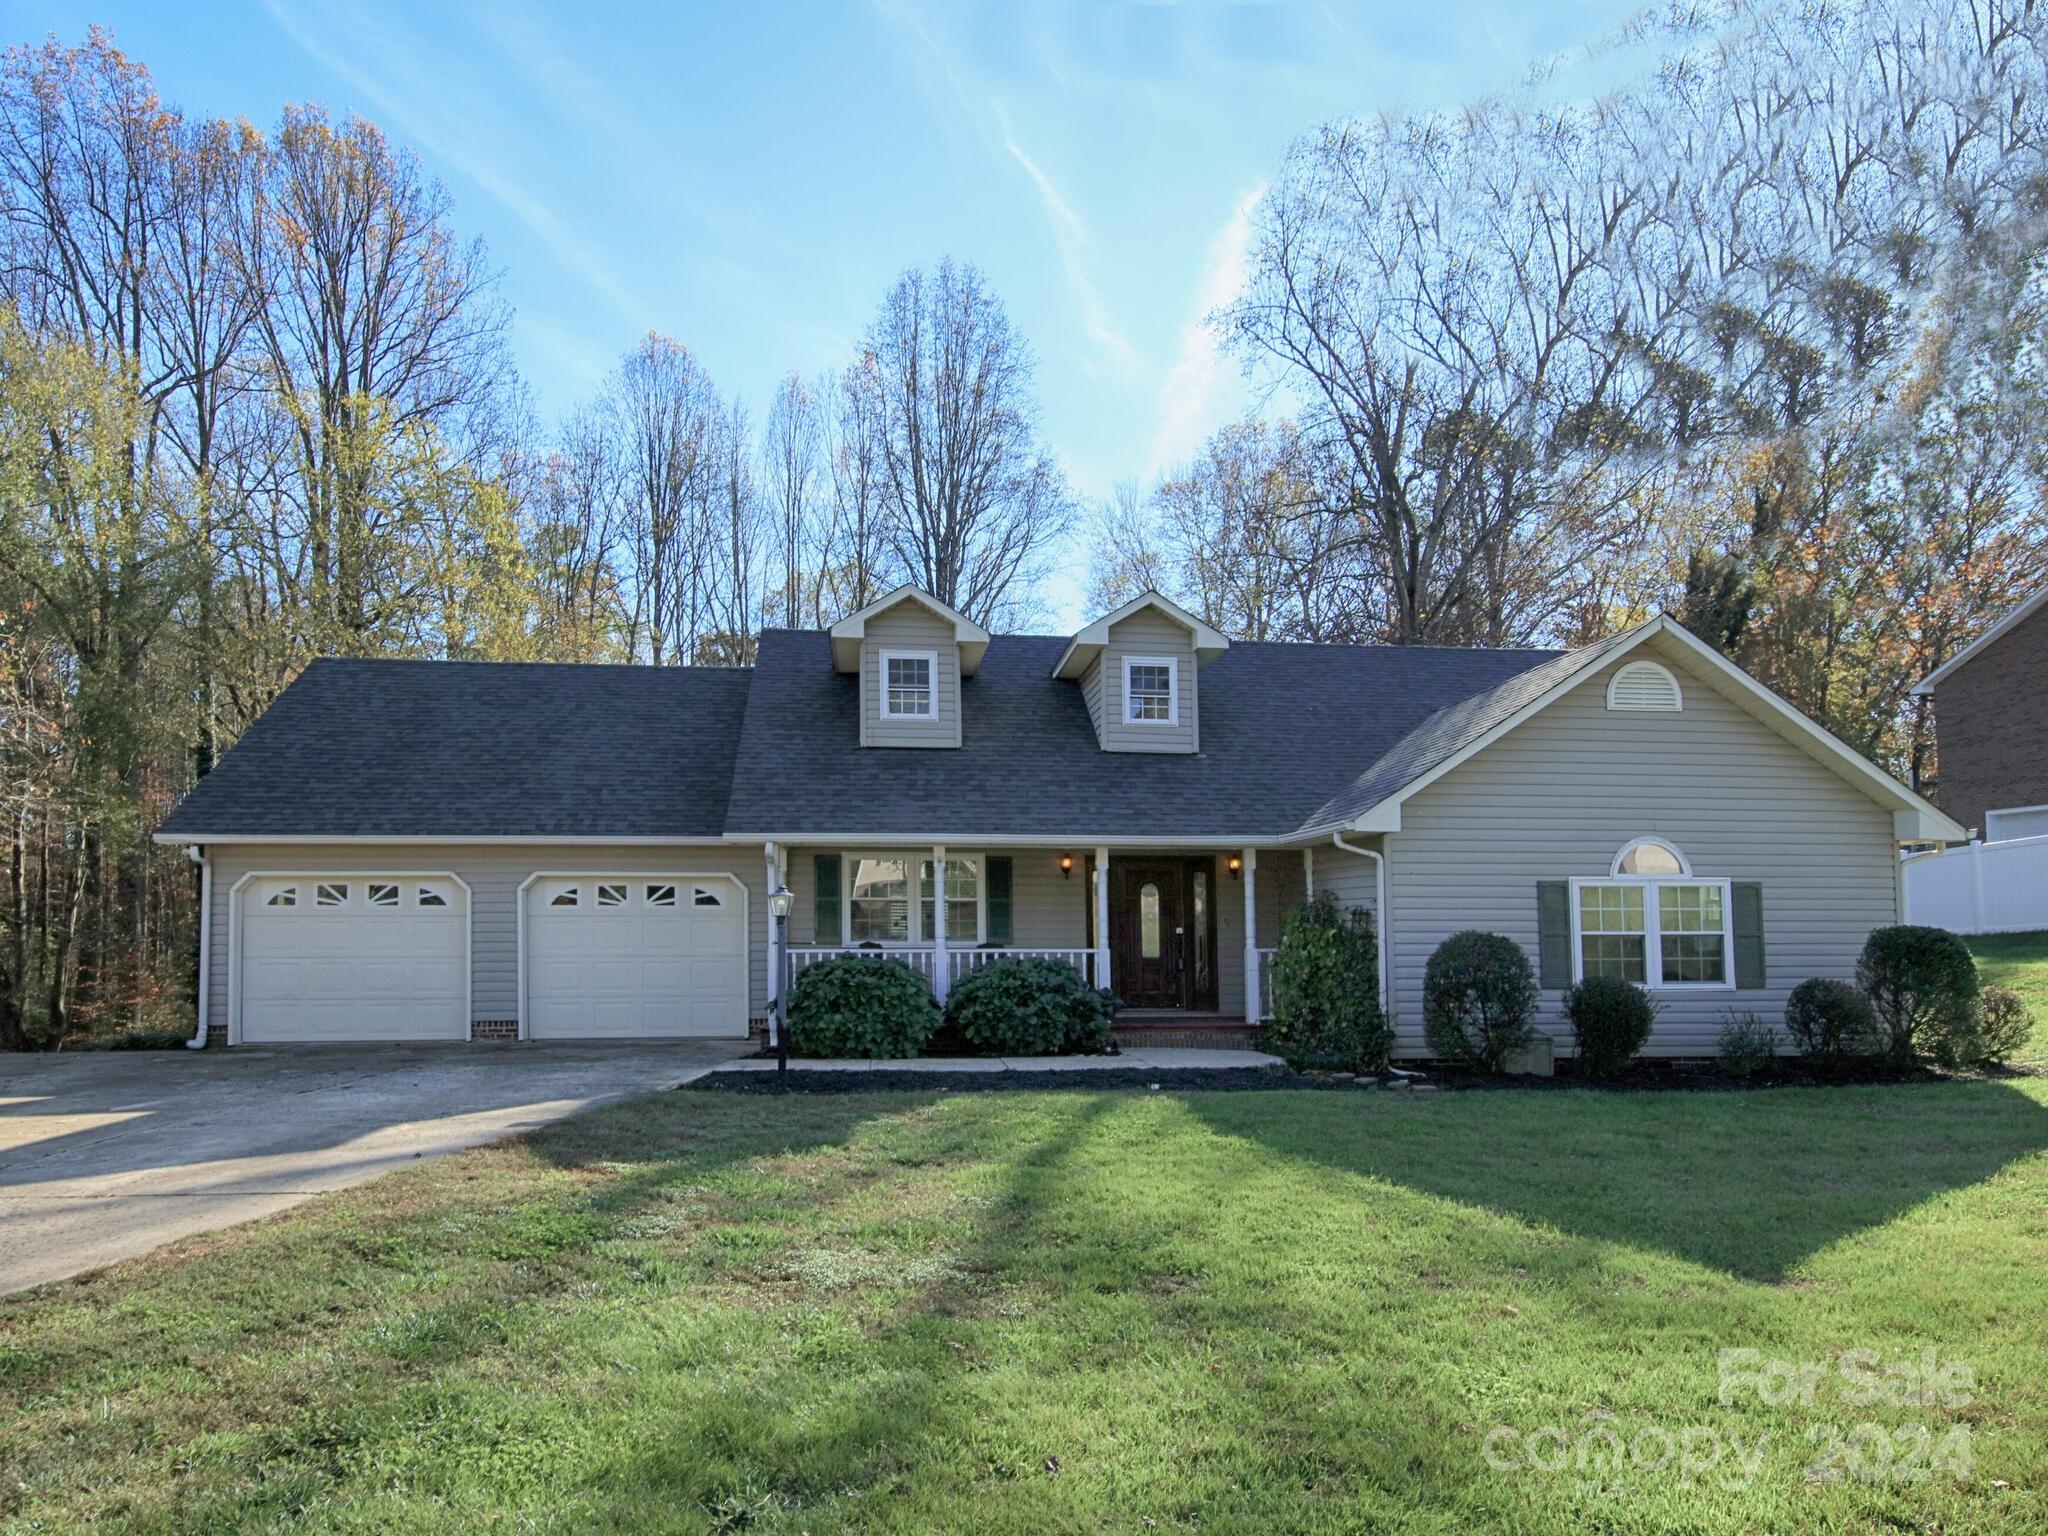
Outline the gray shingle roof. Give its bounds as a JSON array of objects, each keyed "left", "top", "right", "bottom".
[
  {"left": 157, "top": 658, "right": 751, "bottom": 838},
  {"left": 721, "top": 629, "right": 1561, "bottom": 839},
  {"left": 160, "top": 632, "right": 1587, "bottom": 842}
]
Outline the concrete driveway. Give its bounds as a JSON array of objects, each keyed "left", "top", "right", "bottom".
[{"left": 0, "top": 1041, "right": 748, "bottom": 1297}]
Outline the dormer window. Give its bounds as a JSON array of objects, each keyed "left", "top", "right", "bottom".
[
  {"left": 1125, "top": 657, "right": 1178, "bottom": 725},
  {"left": 881, "top": 650, "right": 937, "bottom": 719}
]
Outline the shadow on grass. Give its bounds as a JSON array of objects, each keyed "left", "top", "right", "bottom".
[
  {"left": 524, "top": 1089, "right": 1128, "bottom": 1531},
  {"left": 1185, "top": 1079, "right": 2048, "bottom": 1282}
]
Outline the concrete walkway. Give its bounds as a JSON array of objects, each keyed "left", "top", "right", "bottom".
[
  {"left": 0, "top": 1041, "right": 747, "bottom": 1297},
  {"left": 715, "top": 1047, "right": 1285, "bottom": 1073}
]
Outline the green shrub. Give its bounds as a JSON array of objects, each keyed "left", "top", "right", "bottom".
[
  {"left": 1716, "top": 1012, "right": 1778, "bottom": 1078},
  {"left": 944, "top": 956, "right": 1117, "bottom": 1056},
  {"left": 1422, "top": 930, "right": 1537, "bottom": 1072},
  {"left": 786, "top": 956, "right": 940, "bottom": 1059},
  {"left": 1973, "top": 985, "right": 2034, "bottom": 1065},
  {"left": 1783, "top": 978, "right": 1878, "bottom": 1069},
  {"left": 1855, "top": 925, "right": 1979, "bottom": 1066},
  {"left": 1269, "top": 892, "right": 1392, "bottom": 1072},
  {"left": 1564, "top": 976, "right": 1658, "bottom": 1078}
]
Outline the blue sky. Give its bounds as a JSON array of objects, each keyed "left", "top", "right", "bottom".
[{"left": 9, "top": 0, "right": 1643, "bottom": 626}]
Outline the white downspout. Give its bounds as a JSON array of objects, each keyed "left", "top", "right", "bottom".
[
  {"left": 185, "top": 845, "right": 210, "bottom": 1049},
  {"left": 1331, "top": 833, "right": 1388, "bottom": 1017}
]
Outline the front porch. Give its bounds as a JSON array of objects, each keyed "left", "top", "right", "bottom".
[{"left": 766, "top": 844, "right": 1305, "bottom": 1028}]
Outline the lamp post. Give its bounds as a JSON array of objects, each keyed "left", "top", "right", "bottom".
[{"left": 769, "top": 883, "right": 794, "bottom": 1074}]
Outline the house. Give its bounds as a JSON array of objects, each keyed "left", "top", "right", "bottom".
[
  {"left": 154, "top": 586, "right": 1964, "bottom": 1057},
  {"left": 1912, "top": 586, "right": 2048, "bottom": 842}
]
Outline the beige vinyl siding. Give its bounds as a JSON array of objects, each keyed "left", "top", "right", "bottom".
[
  {"left": 860, "top": 605, "right": 961, "bottom": 748},
  {"left": 1381, "top": 639, "right": 1901, "bottom": 1058},
  {"left": 205, "top": 843, "right": 767, "bottom": 1038},
  {"left": 1313, "top": 842, "right": 1382, "bottom": 924},
  {"left": 1093, "top": 611, "right": 1199, "bottom": 753},
  {"left": 1081, "top": 655, "right": 1106, "bottom": 736}
]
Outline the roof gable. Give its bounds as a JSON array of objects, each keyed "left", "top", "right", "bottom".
[
  {"left": 1309, "top": 616, "right": 1964, "bottom": 843},
  {"left": 829, "top": 584, "right": 990, "bottom": 675},
  {"left": 1911, "top": 586, "right": 2048, "bottom": 696},
  {"left": 1051, "top": 591, "right": 1230, "bottom": 680}
]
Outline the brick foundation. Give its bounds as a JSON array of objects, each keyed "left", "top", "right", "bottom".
[{"left": 470, "top": 1019, "right": 517, "bottom": 1041}]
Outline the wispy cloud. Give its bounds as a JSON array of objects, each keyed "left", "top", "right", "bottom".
[
  {"left": 258, "top": 0, "right": 645, "bottom": 323},
  {"left": 995, "top": 112, "right": 1138, "bottom": 374},
  {"left": 1146, "top": 182, "right": 1264, "bottom": 474}
]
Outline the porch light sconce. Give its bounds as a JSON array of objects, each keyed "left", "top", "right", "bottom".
[
  {"left": 1059, "top": 854, "right": 1074, "bottom": 879},
  {"left": 1227, "top": 855, "right": 1242, "bottom": 880}
]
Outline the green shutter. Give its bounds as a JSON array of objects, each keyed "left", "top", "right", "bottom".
[
  {"left": 1732, "top": 882, "right": 1765, "bottom": 989},
  {"left": 814, "top": 854, "right": 841, "bottom": 945},
  {"left": 1537, "top": 881, "right": 1572, "bottom": 989},
  {"left": 986, "top": 856, "right": 1013, "bottom": 945}
]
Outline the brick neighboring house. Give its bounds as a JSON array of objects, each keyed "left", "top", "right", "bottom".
[{"left": 1914, "top": 587, "right": 2048, "bottom": 842}]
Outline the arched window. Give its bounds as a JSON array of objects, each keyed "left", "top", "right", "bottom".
[
  {"left": 1606, "top": 660, "right": 1683, "bottom": 712},
  {"left": 1612, "top": 838, "right": 1689, "bottom": 877}
]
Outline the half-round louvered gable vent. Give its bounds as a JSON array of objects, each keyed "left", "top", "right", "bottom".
[{"left": 1606, "top": 660, "right": 1683, "bottom": 712}]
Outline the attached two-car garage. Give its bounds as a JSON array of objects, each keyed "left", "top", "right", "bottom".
[{"left": 230, "top": 870, "right": 749, "bottom": 1044}]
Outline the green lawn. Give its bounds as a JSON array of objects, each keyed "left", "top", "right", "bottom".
[
  {"left": 1970, "top": 930, "right": 2048, "bottom": 1065},
  {"left": 3, "top": 1078, "right": 2046, "bottom": 1534}
]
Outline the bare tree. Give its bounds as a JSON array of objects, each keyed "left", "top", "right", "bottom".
[
  {"left": 819, "top": 358, "right": 890, "bottom": 621},
  {"left": 852, "top": 259, "right": 1074, "bottom": 628},
  {"left": 604, "top": 333, "right": 717, "bottom": 663},
  {"left": 761, "top": 371, "right": 822, "bottom": 628}
]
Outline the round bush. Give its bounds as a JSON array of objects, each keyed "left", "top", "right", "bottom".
[
  {"left": 1716, "top": 1011, "right": 1778, "bottom": 1078},
  {"left": 1422, "top": 930, "right": 1538, "bottom": 1072},
  {"left": 1565, "top": 976, "right": 1658, "bottom": 1078},
  {"left": 1783, "top": 978, "right": 1877, "bottom": 1069},
  {"left": 1269, "top": 893, "right": 1392, "bottom": 1072},
  {"left": 944, "top": 956, "right": 1117, "bottom": 1056},
  {"left": 1855, "top": 925, "right": 1979, "bottom": 1066},
  {"left": 1974, "top": 985, "right": 2034, "bottom": 1065},
  {"left": 786, "top": 956, "right": 940, "bottom": 1059}
]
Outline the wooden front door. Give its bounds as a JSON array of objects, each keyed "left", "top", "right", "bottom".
[{"left": 1108, "top": 860, "right": 1216, "bottom": 1010}]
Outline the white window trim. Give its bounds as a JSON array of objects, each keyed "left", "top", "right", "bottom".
[
  {"left": 1568, "top": 875, "right": 1735, "bottom": 992},
  {"left": 878, "top": 648, "right": 939, "bottom": 720},
  {"left": 1123, "top": 655, "right": 1180, "bottom": 726},
  {"left": 841, "top": 850, "right": 987, "bottom": 947}
]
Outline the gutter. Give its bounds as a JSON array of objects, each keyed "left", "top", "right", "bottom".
[
  {"left": 184, "top": 845, "right": 210, "bottom": 1049},
  {"left": 1331, "top": 833, "right": 1389, "bottom": 1017}
]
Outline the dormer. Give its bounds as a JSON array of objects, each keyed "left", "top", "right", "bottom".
[
  {"left": 1051, "top": 592, "right": 1229, "bottom": 754},
  {"left": 830, "top": 584, "right": 989, "bottom": 749}
]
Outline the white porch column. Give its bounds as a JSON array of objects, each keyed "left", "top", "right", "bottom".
[
  {"left": 1304, "top": 845, "right": 1315, "bottom": 898},
  {"left": 931, "top": 844, "right": 948, "bottom": 1001},
  {"left": 763, "top": 841, "right": 783, "bottom": 1043},
  {"left": 1094, "top": 846, "right": 1111, "bottom": 992},
  {"left": 1242, "top": 848, "right": 1261, "bottom": 1023}
]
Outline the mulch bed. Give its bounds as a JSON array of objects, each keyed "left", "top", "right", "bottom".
[{"left": 688, "top": 1059, "right": 2039, "bottom": 1095}]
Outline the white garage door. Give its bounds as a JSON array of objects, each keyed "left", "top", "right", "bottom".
[
  {"left": 525, "top": 876, "right": 748, "bottom": 1038},
  {"left": 239, "top": 876, "right": 468, "bottom": 1042}
]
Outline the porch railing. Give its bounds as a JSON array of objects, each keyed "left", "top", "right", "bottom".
[
  {"left": 1256, "top": 948, "right": 1278, "bottom": 1020},
  {"left": 784, "top": 947, "right": 1096, "bottom": 991}
]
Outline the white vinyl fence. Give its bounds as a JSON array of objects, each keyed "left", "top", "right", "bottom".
[{"left": 1902, "top": 835, "right": 2048, "bottom": 934}]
